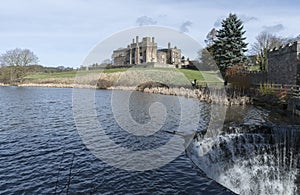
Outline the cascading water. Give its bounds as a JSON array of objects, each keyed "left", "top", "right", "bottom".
[{"left": 187, "top": 124, "right": 300, "bottom": 195}]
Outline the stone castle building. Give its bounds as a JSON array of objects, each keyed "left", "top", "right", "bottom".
[
  {"left": 112, "top": 36, "right": 182, "bottom": 67},
  {"left": 267, "top": 41, "right": 300, "bottom": 85}
]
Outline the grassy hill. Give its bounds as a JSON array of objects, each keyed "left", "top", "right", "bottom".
[{"left": 22, "top": 68, "right": 223, "bottom": 87}]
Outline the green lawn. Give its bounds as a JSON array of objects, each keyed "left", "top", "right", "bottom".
[
  {"left": 177, "top": 69, "right": 204, "bottom": 81},
  {"left": 24, "top": 68, "right": 222, "bottom": 84},
  {"left": 103, "top": 67, "right": 222, "bottom": 82},
  {"left": 24, "top": 71, "right": 77, "bottom": 80},
  {"left": 24, "top": 70, "right": 103, "bottom": 80},
  {"left": 248, "top": 65, "right": 260, "bottom": 71},
  {"left": 178, "top": 69, "right": 222, "bottom": 83}
]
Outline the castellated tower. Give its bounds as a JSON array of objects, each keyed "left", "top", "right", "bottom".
[{"left": 267, "top": 41, "right": 300, "bottom": 85}]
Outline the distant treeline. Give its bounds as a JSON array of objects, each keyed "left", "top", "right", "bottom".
[
  {"left": 0, "top": 65, "right": 73, "bottom": 84},
  {"left": 78, "top": 63, "right": 114, "bottom": 71}
]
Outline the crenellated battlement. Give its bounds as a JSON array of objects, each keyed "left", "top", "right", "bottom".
[
  {"left": 267, "top": 40, "right": 300, "bottom": 85},
  {"left": 268, "top": 41, "right": 300, "bottom": 56}
]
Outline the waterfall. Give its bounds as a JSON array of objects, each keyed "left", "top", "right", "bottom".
[{"left": 187, "top": 124, "right": 300, "bottom": 195}]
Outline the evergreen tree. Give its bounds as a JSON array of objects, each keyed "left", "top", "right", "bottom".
[{"left": 212, "top": 13, "right": 248, "bottom": 77}]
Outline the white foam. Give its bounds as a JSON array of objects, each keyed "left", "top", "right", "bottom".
[{"left": 189, "top": 132, "right": 298, "bottom": 195}]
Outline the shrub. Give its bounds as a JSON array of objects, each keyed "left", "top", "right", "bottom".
[
  {"left": 225, "top": 64, "right": 251, "bottom": 89},
  {"left": 277, "top": 86, "right": 288, "bottom": 101},
  {"left": 136, "top": 81, "right": 169, "bottom": 92},
  {"left": 259, "top": 83, "right": 274, "bottom": 96},
  {"left": 96, "top": 79, "right": 114, "bottom": 89}
]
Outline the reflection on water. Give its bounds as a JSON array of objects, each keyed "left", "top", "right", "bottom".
[{"left": 225, "top": 105, "right": 300, "bottom": 126}]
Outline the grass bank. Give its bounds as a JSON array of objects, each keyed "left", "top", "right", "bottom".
[
  {"left": 17, "top": 68, "right": 252, "bottom": 106},
  {"left": 23, "top": 68, "right": 222, "bottom": 87}
]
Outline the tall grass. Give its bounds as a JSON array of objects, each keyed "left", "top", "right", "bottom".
[{"left": 259, "top": 83, "right": 275, "bottom": 96}]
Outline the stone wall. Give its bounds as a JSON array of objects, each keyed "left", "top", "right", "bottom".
[
  {"left": 230, "top": 71, "right": 267, "bottom": 85},
  {"left": 246, "top": 71, "right": 268, "bottom": 84},
  {"left": 267, "top": 41, "right": 300, "bottom": 85},
  {"left": 287, "top": 98, "right": 300, "bottom": 116},
  {"left": 157, "top": 50, "right": 167, "bottom": 64},
  {"left": 168, "top": 47, "right": 181, "bottom": 65},
  {"left": 112, "top": 48, "right": 127, "bottom": 66},
  {"left": 138, "top": 37, "right": 157, "bottom": 63}
]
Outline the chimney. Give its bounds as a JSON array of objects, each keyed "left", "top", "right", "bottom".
[
  {"left": 168, "top": 42, "right": 171, "bottom": 49},
  {"left": 136, "top": 36, "right": 139, "bottom": 44},
  {"left": 132, "top": 39, "right": 135, "bottom": 44},
  {"left": 152, "top": 37, "right": 155, "bottom": 43}
]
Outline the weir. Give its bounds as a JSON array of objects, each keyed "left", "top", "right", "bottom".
[
  {"left": 288, "top": 97, "right": 300, "bottom": 116},
  {"left": 187, "top": 124, "right": 300, "bottom": 195}
]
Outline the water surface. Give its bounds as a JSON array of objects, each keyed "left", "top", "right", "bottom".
[
  {"left": 0, "top": 87, "right": 232, "bottom": 194},
  {"left": 0, "top": 86, "right": 299, "bottom": 194}
]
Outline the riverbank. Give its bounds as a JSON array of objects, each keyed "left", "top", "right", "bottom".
[
  {"left": 138, "top": 85, "right": 250, "bottom": 105},
  {"left": 3, "top": 71, "right": 299, "bottom": 113},
  {"left": 18, "top": 83, "right": 96, "bottom": 88},
  {"left": 1, "top": 69, "right": 251, "bottom": 105},
  {"left": 0, "top": 83, "right": 10, "bottom": 87},
  {"left": 1, "top": 81, "right": 251, "bottom": 106}
]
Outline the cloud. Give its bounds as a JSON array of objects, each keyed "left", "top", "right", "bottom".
[
  {"left": 214, "top": 14, "right": 257, "bottom": 28},
  {"left": 262, "top": 24, "right": 285, "bottom": 33},
  {"left": 136, "top": 16, "right": 157, "bottom": 26},
  {"left": 179, "top": 21, "right": 192, "bottom": 33},
  {"left": 213, "top": 18, "right": 222, "bottom": 28},
  {"left": 239, "top": 14, "right": 258, "bottom": 23}
]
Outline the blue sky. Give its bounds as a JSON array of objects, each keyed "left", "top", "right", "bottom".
[{"left": 1, "top": 0, "right": 300, "bottom": 67}]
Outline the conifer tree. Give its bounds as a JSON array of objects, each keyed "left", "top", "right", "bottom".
[{"left": 212, "top": 13, "right": 248, "bottom": 77}]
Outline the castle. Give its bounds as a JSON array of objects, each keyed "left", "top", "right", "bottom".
[
  {"left": 267, "top": 41, "right": 300, "bottom": 85},
  {"left": 112, "top": 36, "right": 182, "bottom": 68},
  {"left": 243, "top": 40, "right": 300, "bottom": 85}
]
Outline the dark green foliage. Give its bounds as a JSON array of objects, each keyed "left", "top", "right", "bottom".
[{"left": 212, "top": 13, "right": 248, "bottom": 76}]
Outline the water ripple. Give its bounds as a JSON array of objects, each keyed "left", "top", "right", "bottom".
[{"left": 0, "top": 87, "right": 248, "bottom": 194}]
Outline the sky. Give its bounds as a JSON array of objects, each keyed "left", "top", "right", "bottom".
[{"left": 1, "top": 0, "right": 300, "bottom": 67}]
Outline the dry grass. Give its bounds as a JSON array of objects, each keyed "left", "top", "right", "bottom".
[{"left": 72, "top": 69, "right": 192, "bottom": 88}]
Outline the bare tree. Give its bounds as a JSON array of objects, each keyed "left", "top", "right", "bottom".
[
  {"left": 250, "top": 32, "right": 284, "bottom": 71},
  {"left": 0, "top": 48, "right": 39, "bottom": 67},
  {"left": 0, "top": 48, "right": 39, "bottom": 83},
  {"left": 101, "top": 59, "right": 112, "bottom": 65},
  {"left": 204, "top": 28, "right": 217, "bottom": 47},
  {"left": 198, "top": 46, "right": 218, "bottom": 71}
]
